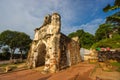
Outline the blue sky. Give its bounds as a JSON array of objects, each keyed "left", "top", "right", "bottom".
[{"left": 0, "top": 0, "right": 116, "bottom": 38}]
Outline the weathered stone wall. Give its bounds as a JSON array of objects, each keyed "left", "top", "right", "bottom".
[
  {"left": 58, "top": 34, "right": 81, "bottom": 70},
  {"left": 27, "top": 13, "right": 81, "bottom": 73}
]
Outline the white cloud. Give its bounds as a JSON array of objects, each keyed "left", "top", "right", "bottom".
[
  {"left": 0, "top": 0, "right": 80, "bottom": 38},
  {"left": 62, "top": 18, "right": 105, "bottom": 35},
  {"left": 81, "top": 19, "right": 105, "bottom": 34},
  {"left": 0, "top": 0, "right": 113, "bottom": 38}
]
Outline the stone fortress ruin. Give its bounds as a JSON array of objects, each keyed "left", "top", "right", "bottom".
[{"left": 27, "top": 13, "right": 81, "bottom": 73}]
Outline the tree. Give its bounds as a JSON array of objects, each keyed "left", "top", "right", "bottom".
[
  {"left": 92, "top": 0, "right": 120, "bottom": 49},
  {"left": 1, "top": 47, "right": 10, "bottom": 60},
  {"left": 103, "top": 0, "right": 120, "bottom": 12},
  {"left": 68, "top": 29, "right": 84, "bottom": 38},
  {"left": 0, "top": 30, "right": 32, "bottom": 61},
  {"left": 0, "top": 30, "right": 19, "bottom": 60},
  {"left": 103, "top": 0, "right": 120, "bottom": 38},
  {"left": 92, "top": 35, "right": 120, "bottom": 49},
  {"left": 0, "top": 41, "right": 2, "bottom": 49},
  {"left": 105, "top": 11, "right": 120, "bottom": 36},
  {"left": 16, "top": 32, "right": 32, "bottom": 61},
  {"left": 2, "top": 47, "right": 9, "bottom": 53},
  {"left": 68, "top": 29, "right": 95, "bottom": 49},
  {"left": 68, "top": 32, "right": 77, "bottom": 38},
  {"left": 95, "top": 24, "right": 112, "bottom": 41},
  {"left": 80, "top": 32, "right": 95, "bottom": 49},
  {"left": 103, "top": 0, "right": 120, "bottom": 26}
]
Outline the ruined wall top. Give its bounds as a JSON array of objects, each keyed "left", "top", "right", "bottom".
[
  {"left": 42, "top": 14, "right": 51, "bottom": 26},
  {"left": 72, "top": 37, "right": 79, "bottom": 43},
  {"left": 41, "top": 13, "right": 61, "bottom": 27},
  {"left": 51, "top": 13, "right": 61, "bottom": 26},
  {"left": 34, "top": 13, "right": 61, "bottom": 40},
  {"left": 34, "top": 13, "right": 61, "bottom": 29}
]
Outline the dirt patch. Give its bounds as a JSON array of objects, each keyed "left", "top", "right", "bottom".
[
  {"left": 0, "top": 63, "right": 95, "bottom": 80},
  {"left": 0, "top": 67, "right": 5, "bottom": 73},
  {"left": 91, "top": 67, "right": 120, "bottom": 80}
]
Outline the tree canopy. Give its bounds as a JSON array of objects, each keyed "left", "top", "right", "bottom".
[
  {"left": 103, "top": 0, "right": 120, "bottom": 26},
  {"left": 68, "top": 29, "right": 95, "bottom": 49},
  {"left": 103, "top": 0, "right": 120, "bottom": 12},
  {"left": 0, "top": 30, "right": 32, "bottom": 60},
  {"left": 95, "top": 24, "right": 112, "bottom": 41},
  {"left": 92, "top": 0, "right": 120, "bottom": 49},
  {"left": 92, "top": 35, "right": 120, "bottom": 49}
]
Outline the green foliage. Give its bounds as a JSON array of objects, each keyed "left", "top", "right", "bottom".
[
  {"left": 68, "top": 29, "right": 84, "bottom": 38},
  {"left": 1, "top": 47, "right": 10, "bottom": 60},
  {"left": 0, "top": 47, "right": 10, "bottom": 60},
  {"left": 103, "top": 0, "right": 120, "bottom": 27},
  {"left": 114, "top": 0, "right": 120, "bottom": 6},
  {"left": 16, "top": 32, "right": 32, "bottom": 60},
  {"left": 68, "top": 1, "right": 120, "bottom": 50},
  {"left": 0, "top": 30, "right": 18, "bottom": 47},
  {"left": 0, "top": 52, "right": 10, "bottom": 60},
  {"left": 103, "top": 4, "right": 111, "bottom": 12},
  {"left": 68, "top": 29, "right": 95, "bottom": 49},
  {"left": 93, "top": 2, "right": 120, "bottom": 49},
  {"left": 95, "top": 24, "right": 112, "bottom": 41},
  {"left": 103, "top": 0, "right": 120, "bottom": 12},
  {"left": 106, "top": 11, "right": 120, "bottom": 26},
  {"left": 92, "top": 35, "right": 120, "bottom": 49},
  {"left": 111, "top": 62, "right": 120, "bottom": 67},
  {"left": 80, "top": 32, "right": 95, "bottom": 49},
  {"left": 2, "top": 47, "right": 9, "bottom": 53},
  {"left": 0, "top": 30, "right": 32, "bottom": 60},
  {"left": 15, "top": 32, "right": 32, "bottom": 51},
  {"left": 68, "top": 32, "right": 77, "bottom": 38}
]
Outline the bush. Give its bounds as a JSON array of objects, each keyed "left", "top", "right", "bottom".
[
  {"left": 0, "top": 52, "right": 10, "bottom": 60},
  {"left": 92, "top": 35, "right": 120, "bottom": 49}
]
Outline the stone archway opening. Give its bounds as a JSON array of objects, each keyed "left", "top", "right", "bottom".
[
  {"left": 36, "top": 43, "right": 46, "bottom": 67},
  {"left": 27, "top": 13, "right": 81, "bottom": 73}
]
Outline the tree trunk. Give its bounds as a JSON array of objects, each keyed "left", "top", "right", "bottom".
[
  {"left": 20, "top": 50, "right": 23, "bottom": 62},
  {"left": 10, "top": 49, "right": 15, "bottom": 63}
]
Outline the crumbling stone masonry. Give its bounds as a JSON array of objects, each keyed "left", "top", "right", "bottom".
[{"left": 27, "top": 13, "right": 81, "bottom": 73}]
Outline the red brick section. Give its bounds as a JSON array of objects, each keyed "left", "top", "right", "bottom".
[{"left": 0, "top": 63, "right": 95, "bottom": 80}]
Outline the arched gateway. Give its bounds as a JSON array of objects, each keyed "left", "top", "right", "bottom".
[{"left": 27, "top": 13, "right": 81, "bottom": 73}]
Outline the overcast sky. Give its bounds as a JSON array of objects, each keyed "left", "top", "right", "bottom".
[{"left": 0, "top": 0, "right": 116, "bottom": 39}]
